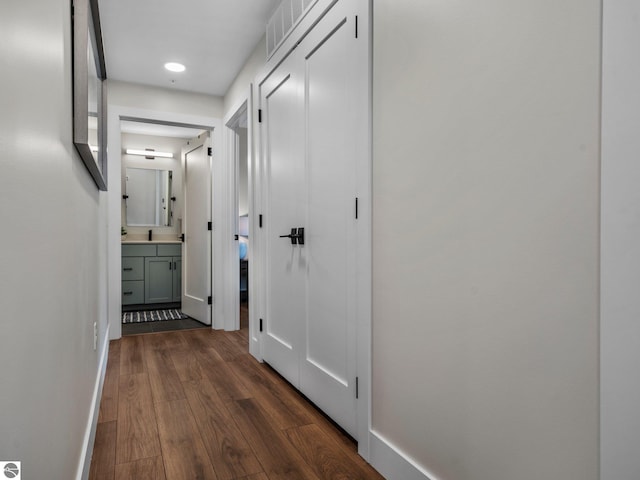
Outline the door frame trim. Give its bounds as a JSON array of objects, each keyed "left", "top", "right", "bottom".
[
  {"left": 223, "top": 91, "right": 262, "bottom": 358},
  {"left": 221, "top": 94, "right": 253, "bottom": 334},
  {"left": 106, "top": 106, "right": 221, "bottom": 339}
]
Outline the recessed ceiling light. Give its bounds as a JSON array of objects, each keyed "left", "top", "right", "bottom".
[{"left": 164, "top": 62, "right": 185, "bottom": 73}]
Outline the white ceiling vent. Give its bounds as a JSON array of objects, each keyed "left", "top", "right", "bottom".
[{"left": 266, "top": 0, "right": 318, "bottom": 58}]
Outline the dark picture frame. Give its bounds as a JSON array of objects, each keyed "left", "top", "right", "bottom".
[{"left": 73, "top": 0, "right": 108, "bottom": 190}]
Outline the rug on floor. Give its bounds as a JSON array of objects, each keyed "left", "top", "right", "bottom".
[{"left": 122, "top": 309, "right": 189, "bottom": 323}]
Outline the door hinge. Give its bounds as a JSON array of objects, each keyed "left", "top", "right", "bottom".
[
  {"left": 207, "top": 146, "right": 212, "bottom": 156},
  {"left": 259, "top": 318, "right": 263, "bottom": 332},
  {"left": 208, "top": 221, "right": 212, "bottom": 231},
  {"left": 355, "top": 197, "right": 359, "bottom": 219},
  {"left": 356, "top": 377, "right": 359, "bottom": 399},
  {"left": 208, "top": 295, "right": 212, "bottom": 305},
  {"left": 355, "top": 15, "right": 358, "bottom": 38},
  {"left": 259, "top": 214, "right": 263, "bottom": 228},
  {"left": 258, "top": 109, "right": 262, "bottom": 123}
]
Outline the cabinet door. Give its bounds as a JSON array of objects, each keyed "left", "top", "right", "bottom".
[
  {"left": 122, "top": 280, "right": 144, "bottom": 305},
  {"left": 172, "top": 256, "right": 182, "bottom": 302},
  {"left": 145, "top": 257, "right": 173, "bottom": 303},
  {"left": 122, "top": 257, "right": 144, "bottom": 281}
]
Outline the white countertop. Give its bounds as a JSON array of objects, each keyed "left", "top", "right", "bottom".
[{"left": 121, "top": 239, "right": 182, "bottom": 244}]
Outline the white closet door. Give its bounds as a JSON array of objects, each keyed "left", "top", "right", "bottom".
[
  {"left": 297, "top": 2, "right": 360, "bottom": 438},
  {"left": 260, "top": 0, "right": 363, "bottom": 438}
]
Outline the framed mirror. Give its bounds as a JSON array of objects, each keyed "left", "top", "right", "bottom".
[
  {"left": 73, "top": 0, "right": 107, "bottom": 190},
  {"left": 125, "top": 167, "right": 174, "bottom": 227}
]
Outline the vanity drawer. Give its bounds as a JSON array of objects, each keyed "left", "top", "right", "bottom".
[
  {"left": 122, "top": 281, "right": 144, "bottom": 305},
  {"left": 122, "top": 244, "right": 157, "bottom": 257},
  {"left": 122, "top": 257, "right": 144, "bottom": 281},
  {"left": 157, "top": 244, "right": 181, "bottom": 256}
]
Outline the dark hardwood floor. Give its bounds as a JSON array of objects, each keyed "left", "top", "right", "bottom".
[{"left": 90, "top": 303, "right": 383, "bottom": 479}]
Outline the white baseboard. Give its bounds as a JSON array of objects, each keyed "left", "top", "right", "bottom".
[
  {"left": 76, "top": 334, "right": 110, "bottom": 480},
  {"left": 369, "top": 430, "right": 439, "bottom": 480}
]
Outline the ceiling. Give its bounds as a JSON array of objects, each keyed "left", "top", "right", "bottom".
[{"left": 98, "top": 0, "right": 281, "bottom": 97}]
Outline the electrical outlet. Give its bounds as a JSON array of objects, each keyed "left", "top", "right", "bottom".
[{"left": 93, "top": 322, "right": 98, "bottom": 351}]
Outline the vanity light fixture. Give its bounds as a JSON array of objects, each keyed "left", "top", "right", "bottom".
[
  {"left": 164, "top": 62, "right": 186, "bottom": 72},
  {"left": 125, "top": 148, "right": 174, "bottom": 159}
]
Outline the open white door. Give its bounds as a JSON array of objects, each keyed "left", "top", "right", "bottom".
[
  {"left": 259, "top": 0, "right": 364, "bottom": 438},
  {"left": 181, "top": 133, "right": 212, "bottom": 325}
]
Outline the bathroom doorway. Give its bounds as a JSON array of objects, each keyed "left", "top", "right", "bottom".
[
  {"left": 106, "top": 105, "right": 222, "bottom": 340},
  {"left": 119, "top": 119, "right": 213, "bottom": 335}
]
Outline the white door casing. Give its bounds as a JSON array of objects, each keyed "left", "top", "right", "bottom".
[
  {"left": 182, "top": 133, "right": 212, "bottom": 325},
  {"left": 106, "top": 107, "right": 220, "bottom": 341},
  {"left": 224, "top": 99, "right": 250, "bottom": 333}
]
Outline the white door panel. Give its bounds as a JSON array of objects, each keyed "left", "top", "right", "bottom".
[
  {"left": 182, "top": 135, "right": 212, "bottom": 325},
  {"left": 299, "top": 6, "right": 358, "bottom": 437},
  {"left": 262, "top": 55, "right": 305, "bottom": 383}
]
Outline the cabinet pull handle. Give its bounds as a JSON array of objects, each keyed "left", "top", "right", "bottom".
[
  {"left": 169, "top": 262, "right": 172, "bottom": 270},
  {"left": 123, "top": 267, "right": 133, "bottom": 271},
  {"left": 173, "top": 262, "right": 177, "bottom": 270},
  {"left": 123, "top": 292, "right": 133, "bottom": 295}
]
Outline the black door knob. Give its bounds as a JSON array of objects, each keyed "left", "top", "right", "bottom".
[
  {"left": 279, "top": 227, "right": 298, "bottom": 245},
  {"left": 279, "top": 227, "right": 305, "bottom": 245}
]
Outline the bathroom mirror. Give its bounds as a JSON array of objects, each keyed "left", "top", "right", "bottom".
[{"left": 125, "top": 167, "right": 173, "bottom": 226}]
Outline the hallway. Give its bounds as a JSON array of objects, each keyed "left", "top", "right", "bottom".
[{"left": 89, "top": 325, "right": 383, "bottom": 479}]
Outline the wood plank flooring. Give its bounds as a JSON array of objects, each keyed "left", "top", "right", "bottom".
[{"left": 89, "top": 314, "right": 384, "bottom": 480}]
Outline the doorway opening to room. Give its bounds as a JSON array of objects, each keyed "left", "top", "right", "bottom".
[{"left": 119, "top": 118, "right": 213, "bottom": 336}]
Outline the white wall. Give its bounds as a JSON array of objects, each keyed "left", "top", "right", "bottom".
[
  {"left": 224, "top": 36, "right": 266, "bottom": 115},
  {"left": 372, "top": 1, "right": 601, "bottom": 479},
  {"left": 0, "top": 0, "right": 109, "bottom": 478},
  {"left": 601, "top": 1, "right": 640, "bottom": 478},
  {"left": 110, "top": 80, "right": 223, "bottom": 118}
]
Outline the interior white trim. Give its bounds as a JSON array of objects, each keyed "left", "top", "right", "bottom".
[
  {"left": 107, "top": 106, "right": 221, "bottom": 339},
  {"left": 356, "top": 0, "right": 372, "bottom": 459},
  {"left": 256, "top": 0, "right": 339, "bottom": 82},
  {"left": 222, "top": 97, "right": 249, "bottom": 332},
  {"left": 369, "top": 430, "right": 438, "bottom": 480},
  {"left": 76, "top": 333, "right": 109, "bottom": 480},
  {"left": 245, "top": 86, "right": 263, "bottom": 361},
  {"left": 601, "top": 0, "right": 640, "bottom": 477}
]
